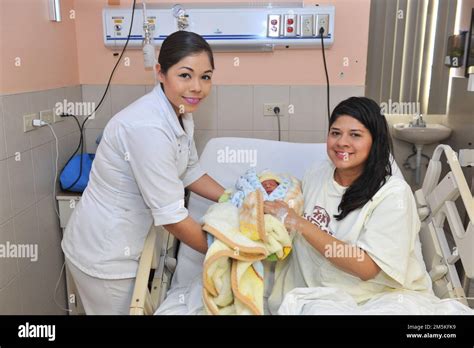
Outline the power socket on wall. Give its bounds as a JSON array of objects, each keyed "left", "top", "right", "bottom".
[
  {"left": 263, "top": 103, "right": 286, "bottom": 116},
  {"left": 23, "top": 113, "right": 39, "bottom": 132},
  {"left": 53, "top": 108, "right": 65, "bottom": 123},
  {"left": 315, "top": 14, "right": 329, "bottom": 36},
  {"left": 40, "top": 109, "right": 54, "bottom": 124}
]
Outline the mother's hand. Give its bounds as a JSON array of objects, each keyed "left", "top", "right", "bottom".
[{"left": 263, "top": 200, "right": 301, "bottom": 232}]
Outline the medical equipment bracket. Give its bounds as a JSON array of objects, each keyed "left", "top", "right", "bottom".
[{"left": 103, "top": 3, "right": 335, "bottom": 52}]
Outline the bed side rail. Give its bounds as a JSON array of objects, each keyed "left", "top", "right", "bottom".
[
  {"left": 416, "top": 145, "right": 473, "bottom": 304},
  {"left": 130, "top": 226, "right": 158, "bottom": 315}
]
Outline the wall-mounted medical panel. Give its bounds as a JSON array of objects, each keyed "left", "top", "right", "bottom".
[{"left": 103, "top": 4, "right": 335, "bottom": 52}]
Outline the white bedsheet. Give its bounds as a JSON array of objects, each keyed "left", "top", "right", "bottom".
[
  {"left": 155, "top": 277, "right": 474, "bottom": 315},
  {"left": 277, "top": 287, "right": 474, "bottom": 315},
  {"left": 154, "top": 273, "right": 205, "bottom": 315}
]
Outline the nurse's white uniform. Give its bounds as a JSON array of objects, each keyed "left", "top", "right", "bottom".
[{"left": 61, "top": 85, "right": 205, "bottom": 314}]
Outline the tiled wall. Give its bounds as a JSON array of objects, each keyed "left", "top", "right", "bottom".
[
  {"left": 82, "top": 84, "right": 365, "bottom": 156},
  {"left": 0, "top": 87, "right": 81, "bottom": 314}
]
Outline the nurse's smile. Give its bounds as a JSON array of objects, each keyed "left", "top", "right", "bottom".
[
  {"left": 156, "top": 52, "right": 213, "bottom": 115},
  {"left": 182, "top": 97, "right": 201, "bottom": 105}
]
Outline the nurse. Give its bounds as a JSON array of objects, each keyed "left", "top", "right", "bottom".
[
  {"left": 61, "top": 31, "right": 225, "bottom": 314},
  {"left": 264, "top": 97, "right": 432, "bottom": 314}
]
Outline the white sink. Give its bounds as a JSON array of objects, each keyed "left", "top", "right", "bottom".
[{"left": 393, "top": 123, "right": 452, "bottom": 145}]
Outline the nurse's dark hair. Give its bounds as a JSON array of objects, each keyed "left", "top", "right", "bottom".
[
  {"left": 329, "top": 97, "right": 393, "bottom": 221},
  {"left": 158, "top": 30, "right": 214, "bottom": 77}
]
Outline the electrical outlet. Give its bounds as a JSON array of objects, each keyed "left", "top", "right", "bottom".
[
  {"left": 23, "top": 113, "right": 39, "bottom": 132},
  {"left": 263, "top": 103, "right": 286, "bottom": 116},
  {"left": 283, "top": 14, "right": 297, "bottom": 37},
  {"left": 40, "top": 109, "right": 54, "bottom": 125},
  {"left": 300, "top": 14, "right": 313, "bottom": 37},
  {"left": 315, "top": 14, "right": 329, "bottom": 36},
  {"left": 53, "top": 108, "right": 64, "bottom": 123},
  {"left": 267, "top": 14, "right": 281, "bottom": 37}
]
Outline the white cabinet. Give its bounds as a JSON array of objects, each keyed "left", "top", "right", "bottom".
[{"left": 56, "top": 192, "right": 85, "bottom": 315}]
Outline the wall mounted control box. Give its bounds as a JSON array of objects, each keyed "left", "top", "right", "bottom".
[{"left": 103, "top": 3, "right": 335, "bottom": 51}]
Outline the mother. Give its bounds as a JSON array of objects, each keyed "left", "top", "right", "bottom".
[{"left": 264, "top": 97, "right": 432, "bottom": 314}]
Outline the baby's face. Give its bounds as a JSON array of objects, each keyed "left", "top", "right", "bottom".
[{"left": 261, "top": 179, "right": 279, "bottom": 194}]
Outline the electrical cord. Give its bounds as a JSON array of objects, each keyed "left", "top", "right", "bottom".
[
  {"left": 60, "top": 0, "right": 137, "bottom": 191},
  {"left": 59, "top": 114, "right": 82, "bottom": 191},
  {"left": 31, "top": 120, "right": 70, "bottom": 312},
  {"left": 32, "top": 120, "right": 60, "bottom": 218},
  {"left": 319, "top": 26, "right": 331, "bottom": 125},
  {"left": 46, "top": 123, "right": 70, "bottom": 312},
  {"left": 46, "top": 123, "right": 60, "bottom": 219},
  {"left": 54, "top": 261, "right": 72, "bottom": 313},
  {"left": 274, "top": 106, "right": 281, "bottom": 141}
]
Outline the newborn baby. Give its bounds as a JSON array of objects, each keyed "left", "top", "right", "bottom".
[
  {"left": 219, "top": 169, "right": 292, "bottom": 205},
  {"left": 259, "top": 172, "right": 281, "bottom": 195}
]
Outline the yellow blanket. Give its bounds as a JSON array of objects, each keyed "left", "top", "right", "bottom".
[
  {"left": 202, "top": 202, "right": 292, "bottom": 314},
  {"left": 202, "top": 172, "right": 304, "bottom": 315}
]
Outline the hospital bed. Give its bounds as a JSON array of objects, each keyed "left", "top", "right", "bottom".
[
  {"left": 129, "top": 138, "right": 473, "bottom": 315},
  {"left": 414, "top": 145, "right": 473, "bottom": 306}
]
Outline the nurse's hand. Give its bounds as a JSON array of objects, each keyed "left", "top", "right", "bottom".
[{"left": 264, "top": 200, "right": 301, "bottom": 233}]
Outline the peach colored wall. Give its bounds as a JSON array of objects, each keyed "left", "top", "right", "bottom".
[
  {"left": 76, "top": 0, "right": 370, "bottom": 86},
  {"left": 0, "top": 0, "right": 79, "bottom": 94},
  {"left": 0, "top": 0, "right": 370, "bottom": 94}
]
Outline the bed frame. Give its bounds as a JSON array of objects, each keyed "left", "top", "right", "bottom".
[
  {"left": 129, "top": 225, "right": 177, "bottom": 315},
  {"left": 415, "top": 145, "right": 473, "bottom": 306}
]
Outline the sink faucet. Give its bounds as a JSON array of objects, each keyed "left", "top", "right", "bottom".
[{"left": 410, "top": 114, "right": 426, "bottom": 128}]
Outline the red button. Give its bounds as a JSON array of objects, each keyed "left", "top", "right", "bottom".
[
  {"left": 287, "top": 27, "right": 294, "bottom": 33},
  {"left": 287, "top": 18, "right": 294, "bottom": 25},
  {"left": 271, "top": 19, "right": 277, "bottom": 25}
]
